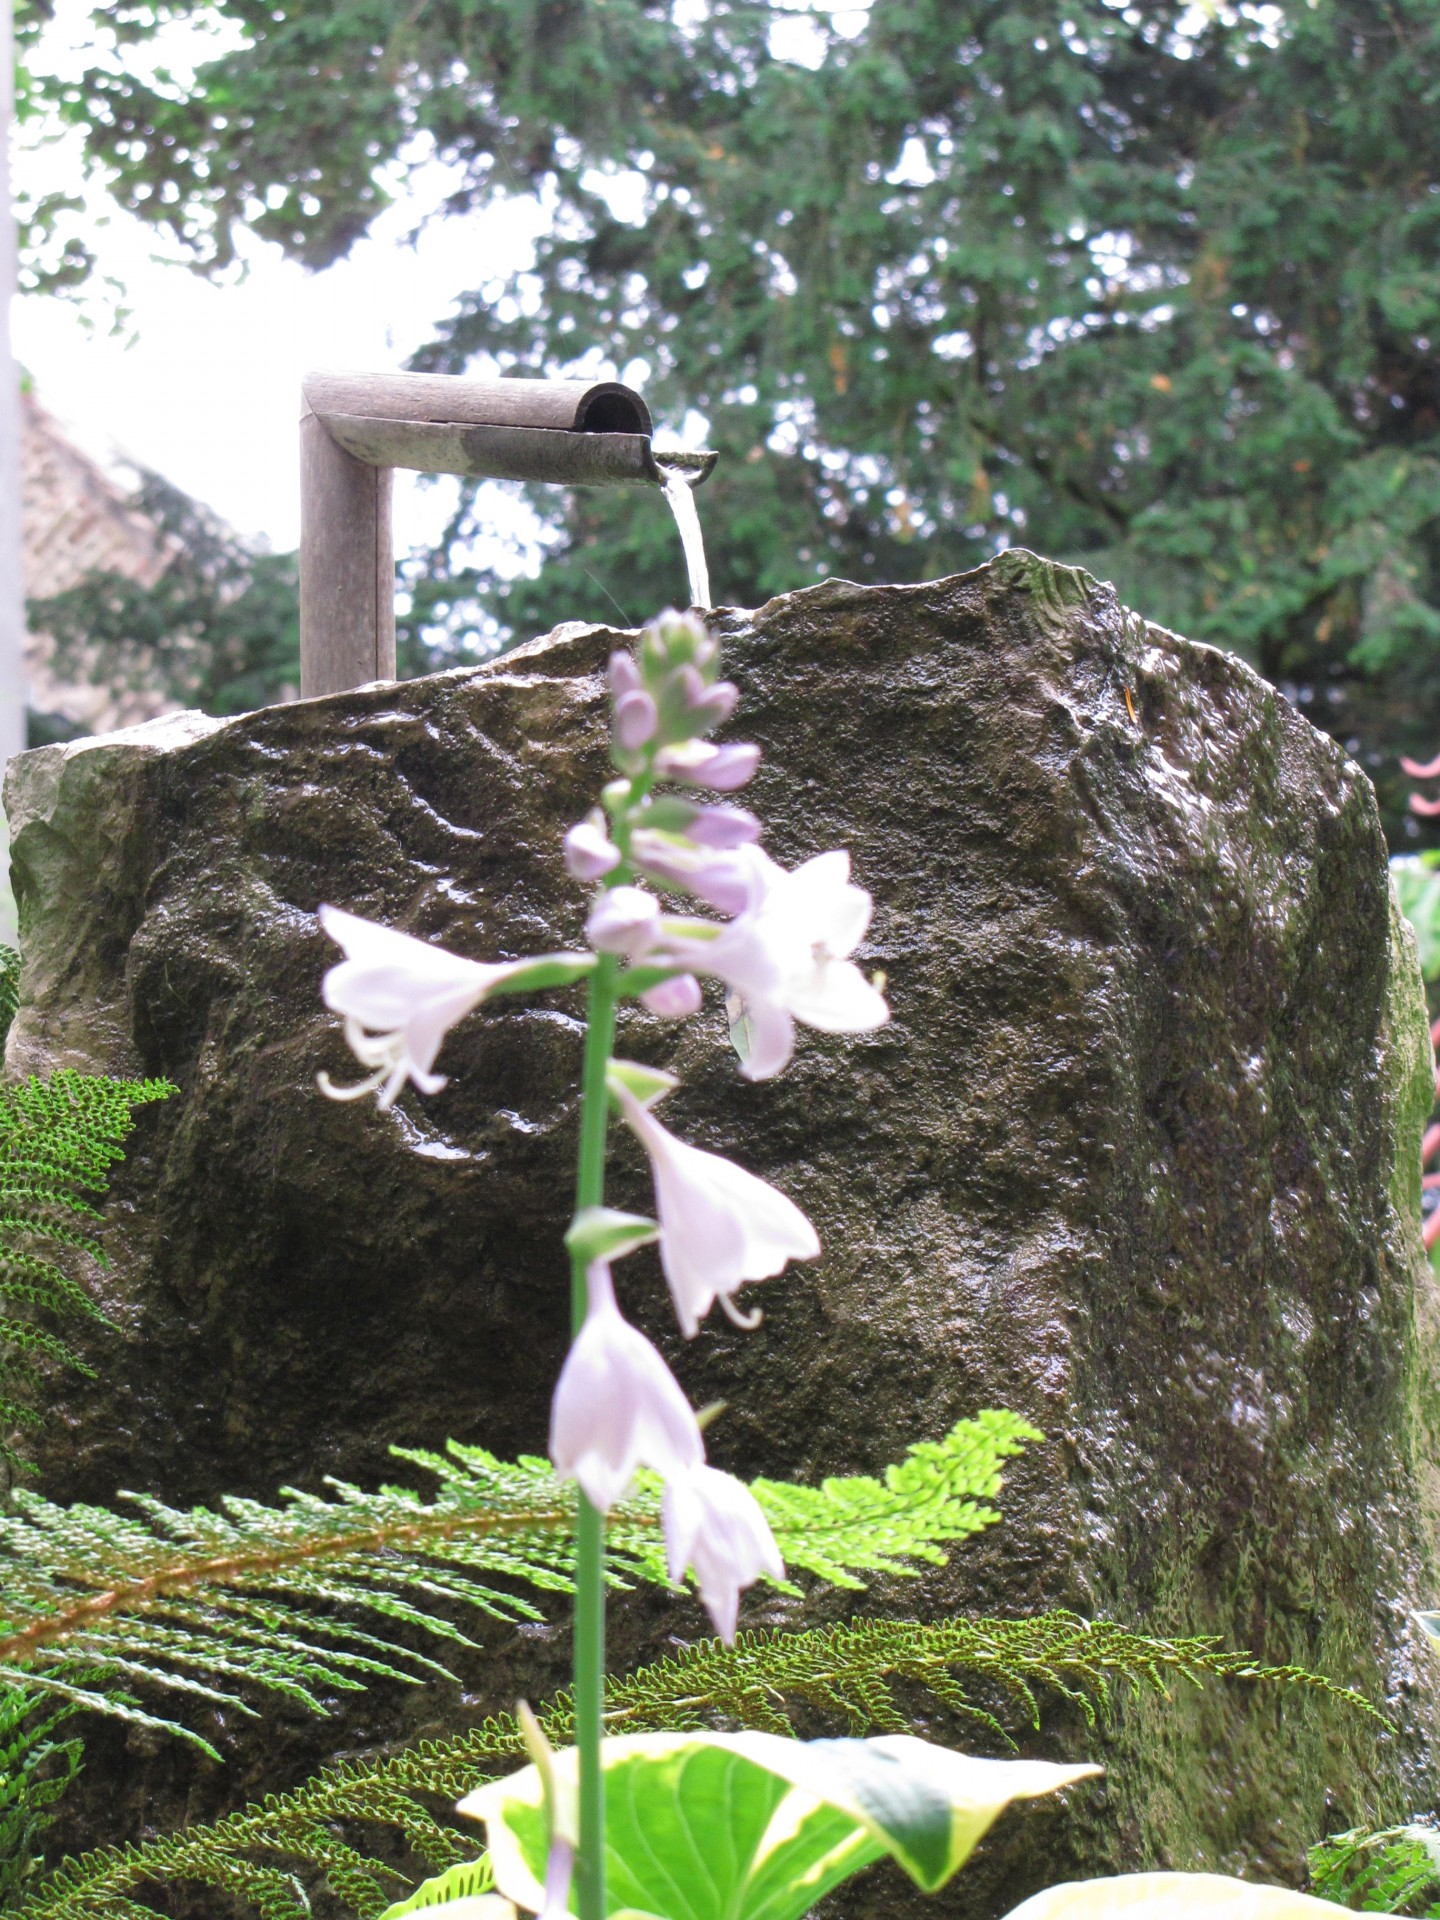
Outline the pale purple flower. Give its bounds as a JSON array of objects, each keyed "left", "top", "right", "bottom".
[
  {"left": 614, "top": 689, "right": 659, "bottom": 751},
  {"left": 538, "top": 1839, "right": 574, "bottom": 1920},
  {"left": 549, "top": 1258, "right": 703, "bottom": 1510},
  {"left": 663, "top": 1464, "right": 784, "bottom": 1642},
  {"left": 641, "top": 973, "right": 703, "bottom": 1018},
  {"left": 585, "top": 885, "right": 662, "bottom": 957},
  {"left": 654, "top": 740, "right": 761, "bottom": 791},
  {"left": 563, "top": 816, "right": 621, "bottom": 881},
  {"left": 611, "top": 1080, "right": 820, "bottom": 1337},
  {"left": 317, "top": 906, "right": 560, "bottom": 1108},
  {"left": 658, "top": 848, "right": 889, "bottom": 1081}
]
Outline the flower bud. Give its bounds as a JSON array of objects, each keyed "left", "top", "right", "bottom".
[
  {"left": 640, "top": 610, "right": 716, "bottom": 684},
  {"left": 641, "top": 973, "right": 704, "bottom": 1019},
  {"left": 632, "top": 832, "right": 756, "bottom": 915},
  {"left": 613, "top": 689, "right": 659, "bottom": 752},
  {"left": 691, "top": 679, "right": 739, "bottom": 732},
  {"left": 608, "top": 650, "right": 642, "bottom": 698},
  {"left": 685, "top": 805, "right": 762, "bottom": 849},
  {"left": 654, "top": 740, "right": 762, "bottom": 791},
  {"left": 586, "top": 885, "right": 662, "bottom": 957},
  {"left": 564, "top": 815, "right": 622, "bottom": 881}
]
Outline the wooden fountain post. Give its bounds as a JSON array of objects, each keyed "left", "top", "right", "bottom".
[{"left": 298, "top": 371, "right": 672, "bottom": 699}]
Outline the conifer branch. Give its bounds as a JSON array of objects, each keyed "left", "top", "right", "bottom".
[
  {"left": 0, "top": 1415, "right": 1038, "bottom": 1747},
  {"left": 12, "top": 1613, "right": 1377, "bottom": 1920}
]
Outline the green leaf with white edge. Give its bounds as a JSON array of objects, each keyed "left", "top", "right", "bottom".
[
  {"left": 565, "top": 1208, "right": 659, "bottom": 1267},
  {"left": 379, "top": 1859, "right": 510, "bottom": 1917},
  {"left": 458, "top": 1731, "right": 1099, "bottom": 1920},
  {"left": 605, "top": 1059, "right": 677, "bottom": 1106},
  {"left": 1001, "top": 1872, "right": 1346, "bottom": 1916}
]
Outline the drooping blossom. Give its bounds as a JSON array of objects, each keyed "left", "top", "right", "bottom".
[
  {"left": 549, "top": 1256, "right": 703, "bottom": 1510},
  {"left": 663, "top": 1464, "right": 784, "bottom": 1642},
  {"left": 610, "top": 1077, "right": 819, "bottom": 1337},
  {"left": 317, "top": 907, "right": 589, "bottom": 1108},
  {"left": 657, "top": 848, "right": 889, "bottom": 1080}
]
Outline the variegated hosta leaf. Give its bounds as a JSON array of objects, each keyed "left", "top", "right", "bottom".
[
  {"left": 459, "top": 1731, "right": 1099, "bottom": 1920},
  {"left": 379, "top": 1857, "right": 511, "bottom": 1917},
  {"left": 1002, "top": 1871, "right": 1347, "bottom": 1916}
]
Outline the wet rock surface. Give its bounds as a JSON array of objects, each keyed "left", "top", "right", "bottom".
[{"left": 8, "top": 551, "right": 1440, "bottom": 1911}]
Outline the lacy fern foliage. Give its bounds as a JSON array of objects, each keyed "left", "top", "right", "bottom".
[
  {"left": 0, "top": 1417, "right": 1033, "bottom": 1745},
  {"left": 13, "top": 1614, "right": 1372, "bottom": 1920},
  {"left": 0, "top": 1067, "right": 172, "bottom": 1471},
  {"left": 1308, "top": 1823, "right": 1440, "bottom": 1914},
  {"left": 0, "top": 1687, "right": 82, "bottom": 1909}
]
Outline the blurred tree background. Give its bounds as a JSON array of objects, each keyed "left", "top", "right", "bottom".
[{"left": 15, "top": 0, "right": 1440, "bottom": 841}]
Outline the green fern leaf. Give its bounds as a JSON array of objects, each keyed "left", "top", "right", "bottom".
[
  {"left": 0, "top": 949, "right": 20, "bottom": 1053},
  {"left": 1308, "top": 1823, "right": 1440, "bottom": 1913},
  {"left": 0, "top": 1684, "right": 82, "bottom": 1906},
  {"left": 0, "top": 1419, "right": 1031, "bottom": 1744},
  {"left": 10, "top": 1613, "right": 1374, "bottom": 1920},
  {"left": 0, "top": 1069, "right": 173, "bottom": 1475}
]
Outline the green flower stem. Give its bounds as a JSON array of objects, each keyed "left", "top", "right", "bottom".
[{"left": 571, "top": 947, "right": 621, "bottom": 1920}]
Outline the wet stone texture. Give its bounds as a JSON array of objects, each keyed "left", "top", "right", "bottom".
[{"left": 8, "top": 551, "right": 1440, "bottom": 1913}]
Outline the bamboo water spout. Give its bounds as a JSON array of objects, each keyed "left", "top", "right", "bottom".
[{"left": 299, "top": 370, "right": 717, "bottom": 698}]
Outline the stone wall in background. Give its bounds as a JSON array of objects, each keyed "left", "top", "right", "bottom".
[{"left": 8, "top": 551, "right": 1440, "bottom": 1912}]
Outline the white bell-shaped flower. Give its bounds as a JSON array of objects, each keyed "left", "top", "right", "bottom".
[
  {"left": 549, "top": 1258, "right": 703, "bottom": 1510},
  {"left": 611, "top": 1078, "right": 820, "bottom": 1337},
  {"left": 663, "top": 1463, "right": 784, "bottom": 1642},
  {"left": 320, "top": 907, "right": 520, "bottom": 1108},
  {"left": 318, "top": 906, "right": 591, "bottom": 1108}
]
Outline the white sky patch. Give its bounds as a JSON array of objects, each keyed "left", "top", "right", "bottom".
[
  {"left": 13, "top": 2, "right": 565, "bottom": 565},
  {"left": 885, "top": 136, "right": 935, "bottom": 188}
]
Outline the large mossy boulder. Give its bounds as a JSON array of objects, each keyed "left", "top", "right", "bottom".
[{"left": 8, "top": 551, "right": 1440, "bottom": 1908}]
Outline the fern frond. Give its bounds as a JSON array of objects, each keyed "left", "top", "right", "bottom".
[
  {"left": 0, "top": 1684, "right": 82, "bottom": 1906},
  {"left": 0, "top": 948, "right": 20, "bottom": 1052},
  {"left": 0, "top": 1419, "right": 1030, "bottom": 1745},
  {"left": 1308, "top": 1822, "right": 1440, "bottom": 1913},
  {"left": 0, "top": 1070, "right": 173, "bottom": 1474},
  {"left": 12, "top": 1612, "right": 1375, "bottom": 1920}
]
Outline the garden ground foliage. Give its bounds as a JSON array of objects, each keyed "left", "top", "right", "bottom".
[{"left": 13, "top": 1616, "right": 1375, "bottom": 1920}]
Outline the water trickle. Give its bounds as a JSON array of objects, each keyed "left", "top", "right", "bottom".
[{"left": 658, "top": 460, "right": 712, "bottom": 610}]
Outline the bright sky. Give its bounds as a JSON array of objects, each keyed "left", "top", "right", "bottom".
[{"left": 13, "top": 0, "right": 861, "bottom": 567}]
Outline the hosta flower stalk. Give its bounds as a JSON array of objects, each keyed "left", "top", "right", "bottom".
[{"left": 316, "top": 610, "right": 888, "bottom": 1920}]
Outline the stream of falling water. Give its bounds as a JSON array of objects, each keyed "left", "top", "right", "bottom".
[{"left": 659, "top": 464, "right": 712, "bottom": 610}]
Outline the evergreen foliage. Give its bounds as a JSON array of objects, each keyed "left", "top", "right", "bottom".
[
  {"left": 1308, "top": 1822, "right": 1440, "bottom": 1913},
  {"left": 0, "top": 1414, "right": 1036, "bottom": 1748},
  {"left": 18, "top": 0, "right": 1440, "bottom": 839},
  {"left": 13, "top": 1614, "right": 1369, "bottom": 1920},
  {"left": 0, "top": 1070, "right": 172, "bottom": 1475}
]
